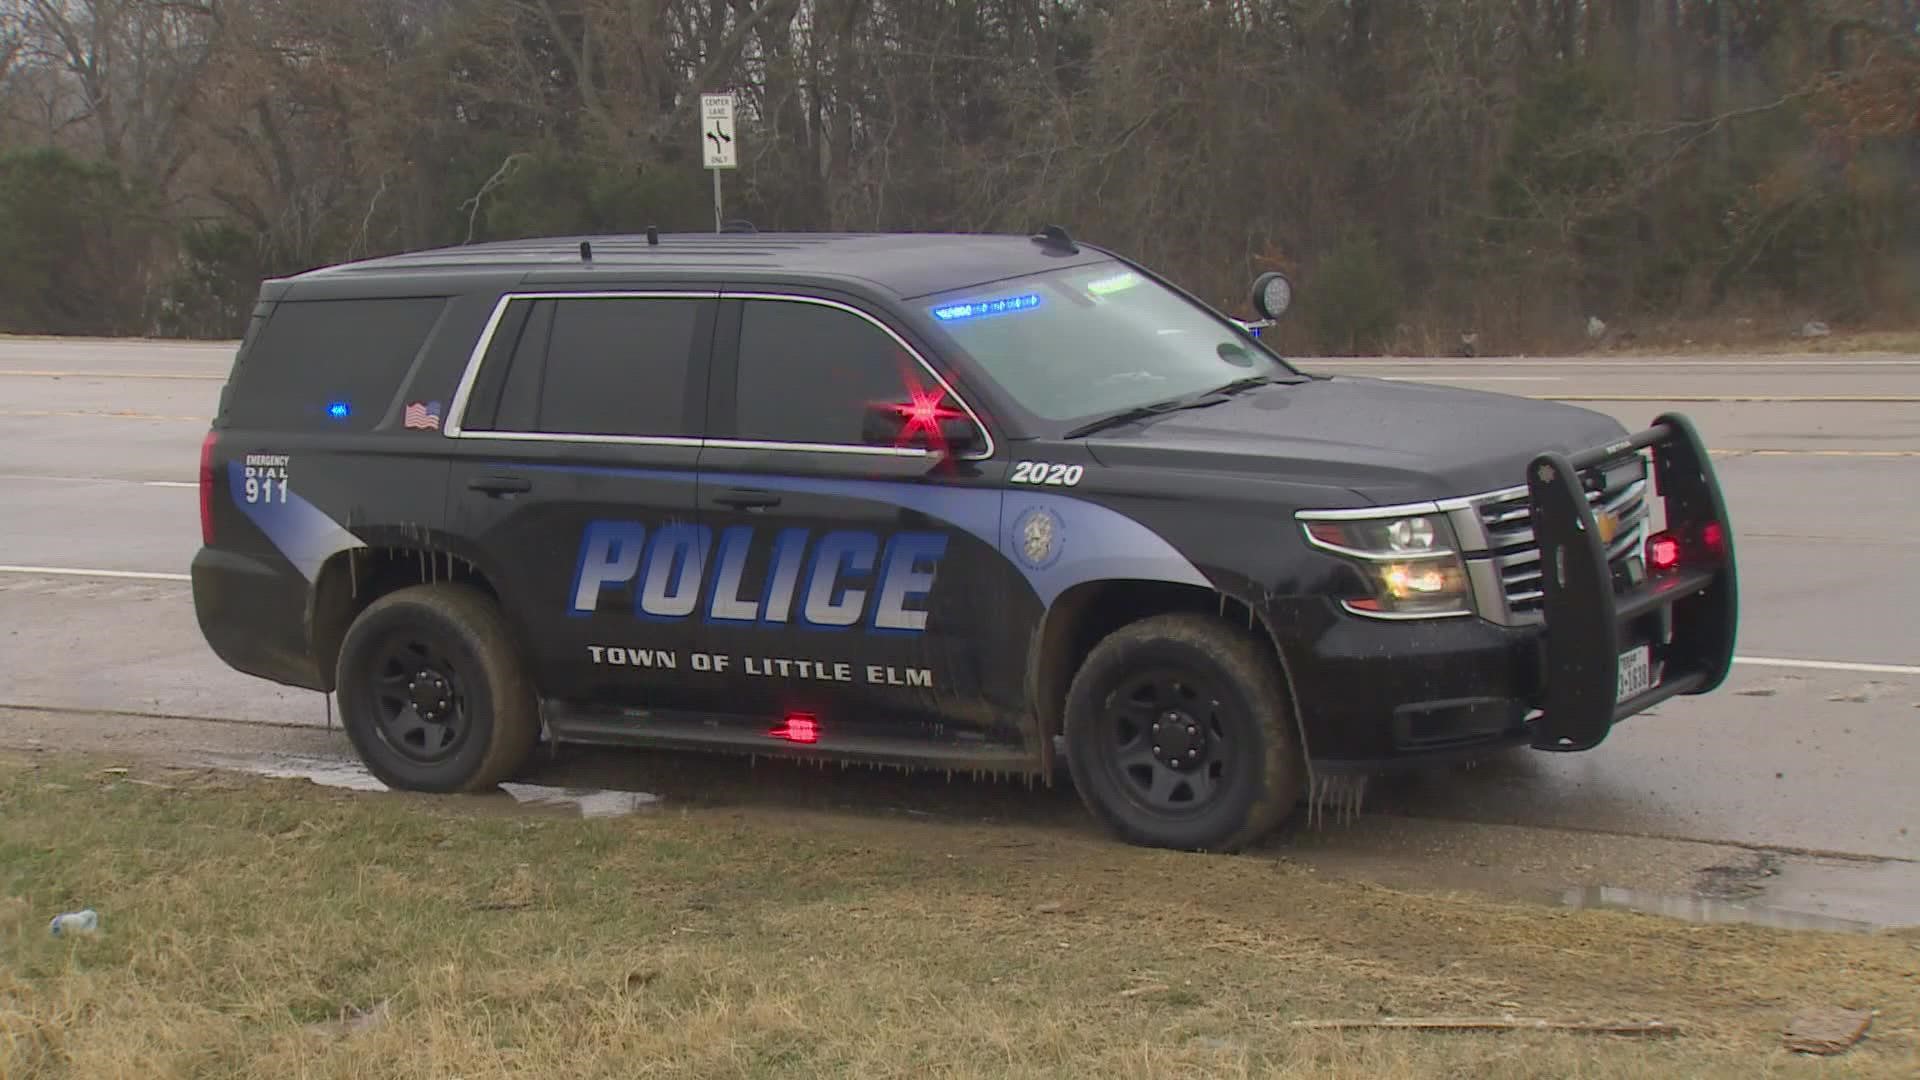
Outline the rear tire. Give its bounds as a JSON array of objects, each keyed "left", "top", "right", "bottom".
[
  {"left": 334, "top": 583, "right": 538, "bottom": 793},
  {"left": 1063, "top": 613, "right": 1305, "bottom": 852}
]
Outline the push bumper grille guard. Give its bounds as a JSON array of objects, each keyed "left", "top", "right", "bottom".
[{"left": 1527, "top": 413, "right": 1738, "bottom": 751}]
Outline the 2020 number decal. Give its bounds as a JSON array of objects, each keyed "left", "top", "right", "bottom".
[{"left": 1011, "top": 462, "right": 1084, "bottom": 487}]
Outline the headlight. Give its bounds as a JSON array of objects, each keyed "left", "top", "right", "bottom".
[{"left": 1300, "top": 512, "right": 1473, "bottom": 618}]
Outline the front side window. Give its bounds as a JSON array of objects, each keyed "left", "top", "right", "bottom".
[
  {"left": 473, "top": 296, "right": 702, "bottom": 437},
  {"left": 733, "top": 299, "right": 958, "bottom": 447},
  {"left": 917, "top": 261, "right": 1296, "bottom": 423}
]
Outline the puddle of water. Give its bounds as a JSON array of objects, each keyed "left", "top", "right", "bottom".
[
  {"left": 1562, "top": 885, "right": 1880, "bottom": 933},
  {"left": 201, "top": 754, "right": 661, "bottom": 819},
  {"left": 1760, "top": 857, "right": 1920, "bottom": 931},
  {"left": 498, "top": 783, "right": 660, "bottom": 818},
  {"left": 231, "top": 754, "right": 389, "bottom": 792}
]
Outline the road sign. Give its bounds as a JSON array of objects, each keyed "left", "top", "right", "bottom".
[{"left": 701, "top": 93, "right": 737, "bottom": 170}]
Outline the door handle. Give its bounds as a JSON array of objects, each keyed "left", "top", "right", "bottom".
[
  {"left": 468, "top": 474, "right": 531, "bottom": 496},
  {"left": 715, "top": 488, "right": 782, "bottom": 511}
]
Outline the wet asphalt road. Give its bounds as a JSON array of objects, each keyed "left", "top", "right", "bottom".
[{"left": 2, "top": 338, "right": 1917, "bottom": 904}]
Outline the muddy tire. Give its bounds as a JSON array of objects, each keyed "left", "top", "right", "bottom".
[
  {"left": 334, "top": 583, "right": 538, "bottom": 793},
  {"left": 1063, "top": 613, "right": 1306, "bottom": 852}
]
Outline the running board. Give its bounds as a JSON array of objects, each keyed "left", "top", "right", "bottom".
[{"left": 542, "top": 702, "right": 1040, "bottom": 772}]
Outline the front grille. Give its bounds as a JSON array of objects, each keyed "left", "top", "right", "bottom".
[{"left": 1468, "top": 457, "right": 1650, "bottom": 623}]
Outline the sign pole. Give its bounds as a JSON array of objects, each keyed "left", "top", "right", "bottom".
[{"left": 699, "top": 92, "right": 738, "bottom": 234}]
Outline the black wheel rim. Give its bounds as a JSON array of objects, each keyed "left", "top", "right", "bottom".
[
  {"left": 367, "top": 631, "right": 471, "bottom": 765},
  {"left": 1101, "top": 667, "right": 1232, "bottom": 815}
]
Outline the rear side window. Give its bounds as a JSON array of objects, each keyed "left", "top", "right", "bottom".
[
  {"left": 732, "top": 299, "right": 924, "bottom": 446},
  {"left": 223, "top": 297, "right": 448, "bottom": 430},
  {"left": 466, "top": 296, "right": 703, "bottom": 438}
]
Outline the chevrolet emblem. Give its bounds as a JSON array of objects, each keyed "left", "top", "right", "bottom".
[{"left": 1595, "top": 509, "right": 1619, "bottom": 544}]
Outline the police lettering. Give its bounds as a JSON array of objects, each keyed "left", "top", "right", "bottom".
[{"left": 570, "top": 521, "right": 947, "bottom": 632}]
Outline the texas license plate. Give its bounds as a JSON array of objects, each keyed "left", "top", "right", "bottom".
[{"left": 1616, "top": 644, "right": 1654, "bottom": 703}]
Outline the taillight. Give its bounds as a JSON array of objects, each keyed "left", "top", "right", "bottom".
[{"left": 199, "top": 431, "right": 218, "bottom": 545}]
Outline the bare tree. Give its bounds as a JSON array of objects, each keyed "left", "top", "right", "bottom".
[
  {"left": 15, "top": 0, "right": 215, "bottom": 190},
  {"left": 0, "top": 0, "right": 1913, "bottom": 342}
]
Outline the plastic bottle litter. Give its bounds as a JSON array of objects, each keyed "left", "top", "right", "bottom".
[{"left": 48, "top": 909, "right": 99, "bottom": 937}]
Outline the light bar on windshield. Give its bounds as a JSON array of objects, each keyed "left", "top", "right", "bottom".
[
  {"left": 1084, "top": 272, "right": 1141, "bottom": 296},
  {"left": 930, "top": 293, "right": 1042, "bottom": 322}
]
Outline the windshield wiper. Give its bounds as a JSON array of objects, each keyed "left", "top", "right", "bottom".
[
  {"left": 1208, "top": 375, "right": 1274, "bottom": 396},
  {"left": 1061, "top": 373, "right": 1303, "bottom": 440},
  {"left": 1061, "top": 392, "right": 1226, "bottom": 439},
  {"left": 1211, "top": 371, "right": 1308, "bottom": 393}
]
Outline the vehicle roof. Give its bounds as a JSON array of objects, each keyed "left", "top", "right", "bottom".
[{"left": 283, "top": 231, "right": 1116, "bottom": 300}]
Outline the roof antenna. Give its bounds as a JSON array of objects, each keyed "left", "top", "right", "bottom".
[
  {"left": 579, "top": 240, "right": 593, "bottom": 262},
  {"left": 1030, "top": 224, "right": 1079, "bottom": 255},
  {"left": 646, "top": 225, "right": 660, "bottom": 247}
]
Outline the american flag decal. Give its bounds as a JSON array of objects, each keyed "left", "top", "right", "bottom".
[{"left": 403, "top": 400, "right": 442, "bottom": 430}]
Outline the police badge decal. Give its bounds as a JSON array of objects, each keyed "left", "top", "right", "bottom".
[{"left": 1013, "top": 505, "right": 1065, "bottom": 571}]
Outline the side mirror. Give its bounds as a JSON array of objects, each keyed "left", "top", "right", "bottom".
[
  {"left": 862, "top": 400, "right": 984, "bottom": 457},
  {"left": 1250, "top": 270, "right": 1293, "bottom": 321}
]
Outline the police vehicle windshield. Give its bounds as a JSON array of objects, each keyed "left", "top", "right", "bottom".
[{"left": 918, "top": 261, "right": 1301, "bottom": 427}]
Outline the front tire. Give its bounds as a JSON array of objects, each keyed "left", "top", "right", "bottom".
[
  {"left": 334, "top": 583, "right": 538, "bottom": 793},
  {"left": 1063, "top": 613, "right": 1305, "bottom": 852}
]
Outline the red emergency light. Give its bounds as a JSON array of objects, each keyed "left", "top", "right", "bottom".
[
  {"left": 1646, "top": 520, "right": 1728, "bottom": 576},
  {"left": 1646, "top": 531, "right": 1682, "bottom": 573},
  {"left": 770, "top": 713, "right": 820, "bottom": 744}
]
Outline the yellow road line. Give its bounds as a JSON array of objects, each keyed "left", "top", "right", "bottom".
[
  {"left": 0, "top": 564, "right": 191, "bottom": 582},
  {"left": 0, "top": 369, "right": 223, "bottom": 380},
  {"left": 0, "top": 409, "right": 204, "bottom": 421},
  {"left": 1539, "top": 394, "right": 1920, "bottom": 402},
  {"left": 1318, "top": 358, "right": 1920, "bottom": 367},
  {"left": 1710, "top": 448, "right": 1920, "bottom": 458}
]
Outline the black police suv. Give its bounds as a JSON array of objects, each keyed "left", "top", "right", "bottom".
[{"left": 191, "top": 228, "right": 1739, "bottom": 851}]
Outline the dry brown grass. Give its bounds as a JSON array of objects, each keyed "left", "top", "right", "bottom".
[{"left": 2, "top": 752, "right": 1917, "bottom": 1078}]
